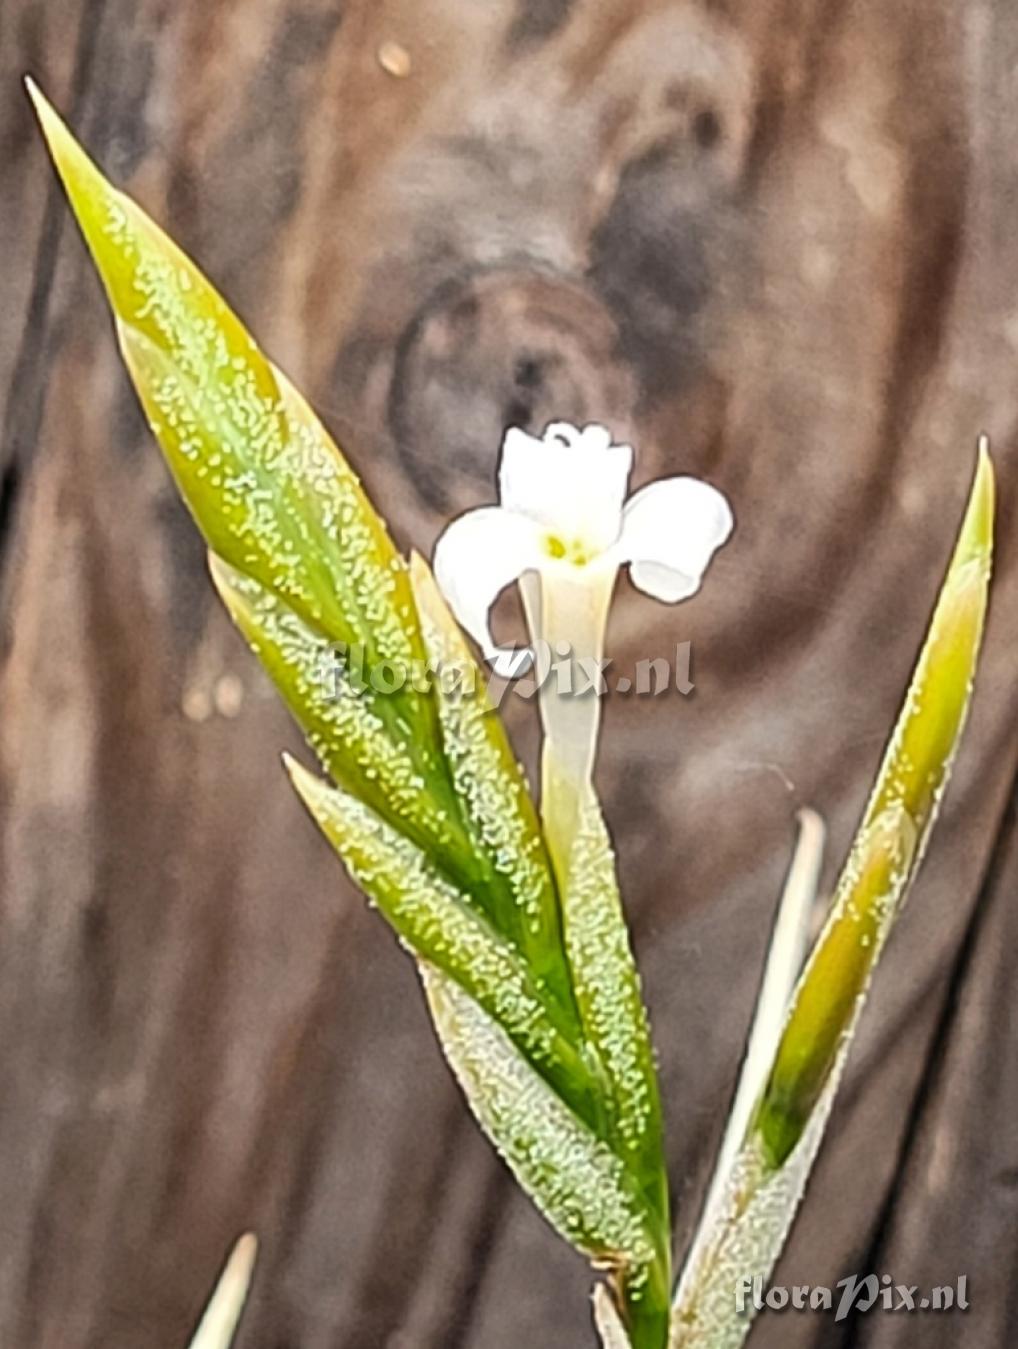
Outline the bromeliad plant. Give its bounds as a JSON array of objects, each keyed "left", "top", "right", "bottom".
[{"left": 30, "top": 82, "right": 994, "bottom": 1349}]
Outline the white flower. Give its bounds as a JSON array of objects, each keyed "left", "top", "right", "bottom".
[{"left": 433, "top": 421, "right": 733, "bottom": 678}]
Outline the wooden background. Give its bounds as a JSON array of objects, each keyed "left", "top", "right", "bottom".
[{"left": 1, "top": 1, "right": 1016, "bottom": 1345}]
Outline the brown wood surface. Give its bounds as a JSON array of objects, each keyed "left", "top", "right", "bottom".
[{"left": 1, "top": 2, "right": 1016, "bottom": 1345}]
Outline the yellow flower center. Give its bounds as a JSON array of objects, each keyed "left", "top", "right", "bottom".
[{"left": 544, "top": 534, "right": 593, "bottom": 567}]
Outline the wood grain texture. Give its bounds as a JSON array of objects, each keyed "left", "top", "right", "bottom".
[{"left": 0, "top": 1, "right": 1015, "bottom": 1345}]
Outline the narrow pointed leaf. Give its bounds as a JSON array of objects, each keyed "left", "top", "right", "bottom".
[
  {"left": 410, "top": 558, "right": 671, "bottom": 1345},
  {"left": 284, "top": 756, "right": 605, "bottom": 1132},
  {"left": 671, "top": 807, "right": 913, "bottom": 1348},
  {"left": 29, "top": 86, "right": 588, "bottom": 1015},
  {"left": 700, "top": 809, "right": 825, "bottom": 1234},
  {"left": 408, "top": 554, "right": 578, "bottom": 1022},
  {"left": 209, "top": 556, "right": 470, "bottom": 868},
  {"left": 670, "top": 447, "right": 994, "bottom": 1349},
  {"left": 670, "top": 1078, "right": 842, "bottom": 1349},
  {"left": 555, "top": 786, "right": 670, "bottom": 1349},
  {"left": 28, "top": 80, "right": 438, "bottom": 768},
  {"left": 755, "top": 807, "right": 916, "bottom": 1164},
  {"left": 188, "top": 1234, "right": 257, "bottom": 1349},
  {"left": 560, "top": 789, "right": 667, "bottom": 1209},
  {"left": 756, "top": 444, "right": 993, "bottom": 1166},
  {"left": 423, "top": 967, "right": 660, "bottom": 1280}
]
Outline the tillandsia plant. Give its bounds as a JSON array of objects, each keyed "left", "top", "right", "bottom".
[{"left": 29, "top": 82, "right": 995, "bottom": 1349}]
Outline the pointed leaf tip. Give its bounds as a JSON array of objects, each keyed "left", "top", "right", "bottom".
[
  {"left": 188, "top": 1233, "right": 258, "bottom": 1349},
  {"left": 283, "top": 752, "right": 320, "bottom": 802},
  {"left": 24, "top": 76, "right": 55, "bottom": 130},
  {"left": 670, "top": 444, "right": 995, "bottom": 1349},
  {"left": 860, "top": 440, "right": 993, "bottom": 842},
  {"left": 594, "top": 1283, "right": 635, "bottom": 1349},
  {"left": 958, "top": 435, "right": 994, "bottom": 571},
  {"left": 755, "top": 803, "right": 916, "bottom": 1168},
  {"left": 26, "top": 80, "right": 107, "bottom": 233}
]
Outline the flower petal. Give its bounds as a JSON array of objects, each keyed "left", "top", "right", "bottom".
[
  {"left": 433, "top": 507, "right": 547, "bottom": 675},
  {"left": 616, "top": 476, "right": 733, "bottom": 603},
  {"left": 499, "top": 422, "right": 633, "bottom": 553}
]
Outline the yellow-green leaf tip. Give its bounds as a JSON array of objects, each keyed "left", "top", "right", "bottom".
[
  {"left": 282, "top": 749, "right": 306, "bottom": 783},
  {"left": 956, "top": 434, "right": 995, "bottom": 573},
  {"left": 26, "top": 78, "right": 101, "bottom": 213},
  {"left": 24, "top": 75, "right": 52, "bottom": 127},
  {"left": 282, "top": 751, "right": 328, "bottom": 809}
]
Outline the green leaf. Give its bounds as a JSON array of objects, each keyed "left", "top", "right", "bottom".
[
  {"left": 670, "top": 445, "right": 994, "bottom": 1349},
  {"left": 671, "top": 810, "right": 913, "bottom": 1349},
  {"left": 408, "top": 554, "right": 580, "bottom": 1028},
  {"left": 533, "top": 761, "right": 671, "bottom": 1345},
  {"left": 188, "top": 1234, "right": 257, "bottom": 1349},
  {"left": 30, "top": 81, "right": 569, "bottom": 990},
  {"left": 696, "top": 809, "right": 825, "bottom": 1243},
  {"left": 756, "top": 442, "right": 993, "bottom": 1166},
  {"left": 557, "top": 790, "right": 668, "bottom": 1226},
  {"left": 28, "top": 79, "right": 440, "bottom": 785},
  {"left": 670, "top": 1088, "right": 839, "bottom": 1349},
  {"left": 209, "top": 556, "right": 473, "bottom": 874},
  {"left": 284, "top": 756, "right": 607, "bottom": 1138},
  {"left": 423, "top": 967, "right": 661, "bottom": 1287},
  {"left": 754, "top": 806, "right": 916, "bottom": 1164},
  {"left": 530, "top": 761, "right": 671, "bottom": 1345},
  {"left": 286, "top": 756, "right": 670, "bottom": 1339}
]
